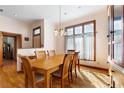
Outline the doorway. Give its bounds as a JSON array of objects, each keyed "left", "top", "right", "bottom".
[
  {"left": 0, "top": 32, "right": 22, "bottom": 65},
  {"left": 3, "top": 36, "right": 15, "bottom": 62}
]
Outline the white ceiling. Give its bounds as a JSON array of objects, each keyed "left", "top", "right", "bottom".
[{"left": 0, "top": 5, "right": 107, "bottom": 23}]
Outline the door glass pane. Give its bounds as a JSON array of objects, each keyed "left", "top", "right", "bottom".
[
  {"left": 113, "top": 5, "right": 122, "bottom": 63},
  {"left": 114, "top": 20, "right": 122, "bottom": 42},
  {"left": 114, "top": 43, "right": 121, "bottom": 62}
]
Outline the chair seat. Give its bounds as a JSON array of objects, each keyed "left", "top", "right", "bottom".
[
  {"left": 52, "top": 64, "right": 63, "bottom": 78},
  {"left": 35, "top": 73, "right": 45, "bottom": 82},
  {"left": 52, "top": 69, "right": 62, "bottom": 78}
]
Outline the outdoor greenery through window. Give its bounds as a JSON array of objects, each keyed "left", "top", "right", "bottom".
[{"left": 65, "top": 20, "right": 96, "bottom": 61}]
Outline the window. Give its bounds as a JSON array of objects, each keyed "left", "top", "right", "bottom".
[{"left": 65, "top": 20, "right": 96, "bottom": 61}]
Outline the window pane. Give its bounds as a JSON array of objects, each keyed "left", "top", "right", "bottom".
[
  {"left": 66, "top": 28, "right": 73, "bottom": 35},
  {"left": 84, "top": 23, "right": 94, "bottom": 33},
  {"left": 75, "top": 26, "right": 82, "bottom": 34},
  {"left": 84, "top": 34, "right": 94, "bottom": 60},
  {"left": 84, "top": 22, "right": 94, "bottom": 60},
  {"left": 75, "top": 36, "right": 84, "bottom": 59},
  {"left": 66, "top": 37, "right": 74, "bottom": 50}
]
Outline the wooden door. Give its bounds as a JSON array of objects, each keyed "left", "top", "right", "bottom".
[
  {"left": 108, "top": 5, "right": 124, "bottom": 88},
  {"left": 33, "top": 27, "right": 41, "bottom": 48}
]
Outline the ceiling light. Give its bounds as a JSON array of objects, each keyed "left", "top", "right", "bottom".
[
  {"left": 0, "top": 9, "right": 3, "bottom": 12},
  {"left": 54, "top": 6, "right": 66, "bottom": 36}
]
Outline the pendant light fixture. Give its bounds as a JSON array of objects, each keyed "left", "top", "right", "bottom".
[{"left": 54, "top": 5, "right": 65, "bottom": 36}]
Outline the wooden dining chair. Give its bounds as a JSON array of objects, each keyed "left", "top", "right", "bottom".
[
  {"left": 67, "top": 50, "right": 80, "bottom": 71},
  {"left": 21, "top": 56, "right": 45, "bottom": 88},
  {"left": 51, "top": 54, "right": 74, "bottom": 88},
  {"left": 35, "top": 50, "right": 46, "bottom": 61},
  {"left": 47, "top": 50, "right": 56, "bottom": 56},
  {"left": 69, "top": 52, "right": 79, "bottom": 82}
]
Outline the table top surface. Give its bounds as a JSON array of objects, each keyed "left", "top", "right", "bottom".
[{"left": 31, "top": 55, "right": 65, "bottom": 71}]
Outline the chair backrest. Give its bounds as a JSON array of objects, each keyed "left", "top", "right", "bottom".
[
  {"left": 20, "top": 56, "right": 35, "bottom": 86},
  {"left": 62, "top": 54, "right": 74, "bottom": 78},
  {"left": 67, "top": 50, "right": 75, "bottom": 54},
  {"left": 47, "top": 50, "right": 56, "bottom": 56},
  {"left": 35, "top": 51, "right": 46, "bottom": 60},
  {"left": 67, "top": 50, "right": 75, "bottom": 62},
  {"left": 72, "top": 52, "right": 79, "bottom": 68}
]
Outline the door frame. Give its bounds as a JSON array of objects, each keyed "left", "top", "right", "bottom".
[{"left": 0, "top": 31, "right": 22, "bottom": 66}]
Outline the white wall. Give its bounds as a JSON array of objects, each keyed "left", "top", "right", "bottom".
[
  {"left": 0, "top": 15, "right": 31, "bottom": 48},
  {"left": 55, "top": 35, "right": 65, "bottom": 54},
  {"left": 44, "top": 19, "right": 55, "bottom": 50},
  {"left": 55, "top": 8, "right": 108, "bottom": 65}
]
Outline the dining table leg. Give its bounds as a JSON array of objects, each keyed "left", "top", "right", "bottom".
[{"left": 44, "top": 70, "right": 50, "bottom": 88}]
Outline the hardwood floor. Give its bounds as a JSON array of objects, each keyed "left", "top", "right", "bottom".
[{"left": 0, "top": 60, "right": 109, "bottom": 88}]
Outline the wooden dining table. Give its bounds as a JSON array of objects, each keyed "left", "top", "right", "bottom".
[{"left": 31, "top": 54, "right": 65, "bottom": 88}]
